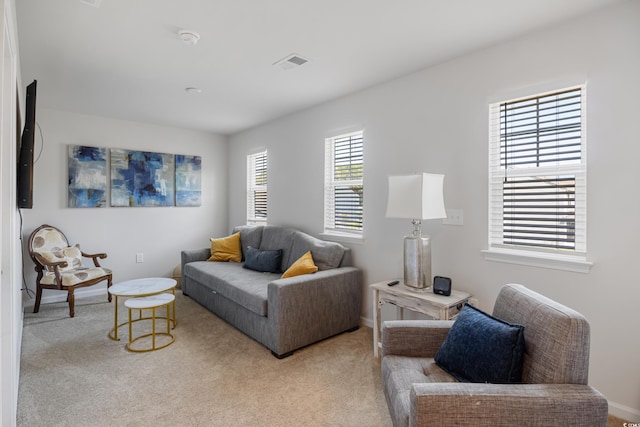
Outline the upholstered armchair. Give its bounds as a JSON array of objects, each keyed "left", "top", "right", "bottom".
[
  {"left": 381, "top": 284, "right": 608, "bottom": 427},
  {"left": 28, "top": 224, "right": 112, "bottom": 317}
]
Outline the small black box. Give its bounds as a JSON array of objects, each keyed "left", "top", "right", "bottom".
[{"left": 433, "top": 276, "right": 452, "bottom": 296}]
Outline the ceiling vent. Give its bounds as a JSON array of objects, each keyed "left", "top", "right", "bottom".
[{"left": 273, "top": 53, "right": 309, "bottom": 70}]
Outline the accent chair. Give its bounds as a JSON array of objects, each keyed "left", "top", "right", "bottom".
[
  {"left": 381, "top": 283, "right": 608, "bottom": 426},
  {"left": 28, "top": 224, "right": 112, "bottom": 317}
]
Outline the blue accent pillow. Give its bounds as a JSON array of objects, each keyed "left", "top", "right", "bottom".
[
  {"left": 242, "top": 246, "right": 283, "bottom": 273},
  {"left": 434, "top": 303, "right": 525, "bottom": 384}
]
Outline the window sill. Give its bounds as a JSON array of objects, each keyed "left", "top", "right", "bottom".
[
  {"left": 481, "top": 248, "right": 592, "bottom": 274},
  {"left": 319, "top": 231, "right": 363, "bottom": 245}
]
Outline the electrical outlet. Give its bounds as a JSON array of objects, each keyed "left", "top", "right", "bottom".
[
  {"left": 442, "top": 209, "right": 464, "bottom": 226},
  {"left": 136, "top": 253, "right": 144, "bottom": 263}
]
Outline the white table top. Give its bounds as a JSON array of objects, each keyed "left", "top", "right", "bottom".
[
  {"left": 124, "top": 292, "right": 175, "bottom": 309},
  {"left": 370, "top": 279, "right": 471, "bottom": 306},
  {"left": 108, "top": 277, "right": 176, "bottom": 296}
]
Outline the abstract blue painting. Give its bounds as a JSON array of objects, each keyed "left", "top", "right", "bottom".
[
  {"left": 175, "top": 154, "right": 202, "bottom": 206},
  {"left": 110, "top": 148, "right": 175, "bottom": 207},
  {"left": 68, "top": 145, "right": 107, "bottom": 208}
]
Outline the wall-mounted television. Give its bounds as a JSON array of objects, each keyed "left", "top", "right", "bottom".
[{"left": 17, "top": 80, "right": 37, "bottom": 209}]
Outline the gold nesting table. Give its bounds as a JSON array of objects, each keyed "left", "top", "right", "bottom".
[
  {"left": 108, "top": 277, "right": 177, "bottom": 350},
  {"left": 124, "top": 293, "right": 175, "bottom": 352}
]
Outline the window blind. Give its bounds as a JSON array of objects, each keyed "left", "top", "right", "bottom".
[
  {"left": 247, "top": 150, "right": 267, "bottom": 223},
  {"left": 489, "top": 86, "right": 586, "bottom": 253},
  {"left": 324, "top": 131, "right": 364, "bottom": 233},
  {"left": 501, "top": 88, "right": 582, "bottom": 169}
]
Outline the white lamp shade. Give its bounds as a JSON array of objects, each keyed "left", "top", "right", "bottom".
[{"left": 386, "top": 173, "right": 446, "bottom": 220}]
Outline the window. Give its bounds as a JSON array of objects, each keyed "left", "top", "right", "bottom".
[
  {"left": 247, "top": 150, "right": 267, "bottom": 224},
  {"left": 324, "top": 131, "right": 364, "bottom": 237},
  {"left": 487, "top": 86, "right": 590, "bottom": 272}
]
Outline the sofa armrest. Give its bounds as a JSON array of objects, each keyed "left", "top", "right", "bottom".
[
  {"left": 267, "top": 266, "right": 362, "bottom": 356},
  {"left": 382, "top": 320, "right": 453, "bottom": 358},
  {"left": 410, "top": 383, "right": 608, "bottom": 427},
  {"left": 180, "top": 248, "right": 210, "bottom": 294},
  {"left": 181, "top": 248, "right": 210, "bottom": 265}
]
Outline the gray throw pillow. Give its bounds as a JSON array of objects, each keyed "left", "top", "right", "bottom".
[{"left": 242, "top": 246, "right": 283, "bottom": 274}]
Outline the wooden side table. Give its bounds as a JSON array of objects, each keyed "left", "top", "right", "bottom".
[{"left": 371, "top": 280, "right": 472, "bottom": 357}]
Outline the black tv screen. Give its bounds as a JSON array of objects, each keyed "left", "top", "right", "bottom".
[{"left": 17, "top": 80, "right": 36, "bottom": 209}]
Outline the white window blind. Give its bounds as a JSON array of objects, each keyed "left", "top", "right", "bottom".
[
  {"left": 489, "top": 86, "right": 586, "bottom": 254},
  {"left": 324, "top": 131, "right": 364, "bottom": 235},
  {"left": 247, "top": 150, "right": 267, "bottom": 224}
]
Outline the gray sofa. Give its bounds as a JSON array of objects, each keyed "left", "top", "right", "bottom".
[
  {"left": 381, "top": 284, "right": 608, "bottom": 427},
  {"left": 181, "top": 225, "right": 362, "bottom": 358}
]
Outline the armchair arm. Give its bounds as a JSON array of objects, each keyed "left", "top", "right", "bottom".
[
  {"left": 32, "top": 252, "right": 68, "bottom": 270},
  {"left": 80, "top": 250, "right": 107, "bottom": 267},
  {"left": 267, "top": 266, "right": 362, "bottom": 356},
  {"left": 382, "top": 320, "right": 453, "bottom": 358},
  {"left": 410, "top": 383, "right": 608, "bottom": 427},
  {"left": 31, "top": 253, "right": 67, "bottom": 289}
]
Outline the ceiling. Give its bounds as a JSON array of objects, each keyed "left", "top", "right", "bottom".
[{"left": 16, "top": 0, "right": 624, "bottom": 136}]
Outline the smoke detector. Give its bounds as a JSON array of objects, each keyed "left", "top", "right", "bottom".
[
  {"left": 178, "top": 30, "right": 200, "bottom": 45},
  {"left": 273, "top": 53, "right": 309, "bottom": 70}
]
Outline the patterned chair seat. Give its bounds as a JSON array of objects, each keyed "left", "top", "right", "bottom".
[{"left": 40, "top": 266, "right": 112, "bottom": 286}]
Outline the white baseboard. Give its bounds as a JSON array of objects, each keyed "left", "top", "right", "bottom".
[
  {"left": 608, "top": 401, "right": 640, "bottom": 422},
  {"left": 361, "top": 316, "right": 373, "bottom": 329},
  {"left": 22, "top": 286, "right": 108, "bottom": 311}
]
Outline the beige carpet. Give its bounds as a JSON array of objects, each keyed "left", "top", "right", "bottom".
[
  {"left": 18, "top": 293, "right": 391, "bottom": 427},
  {"left": 18, "top": 293, "right": 629, "bottom": 427}
]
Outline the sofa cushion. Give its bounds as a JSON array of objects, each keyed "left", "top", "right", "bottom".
[
  {"left": 243, "top": 246, "right": 283, "bottom": 273},
  {"left": 183, "top": 261, "right": 277, "bottom": 316},
  {"left": 233, "top": 225, "right": 264, "bottom": 261},
  {"left": 208, "top": 232, "right": 242, "bottom": 262},
  {"left": 289, "top": 232, "right": 345, "bottom": 271},
  {"left": 282, "top": 251, "right": 318, "bottom": 278},
  {"left": 382, "top": 355, "right": 457, "bottom": 427},
  {"left": 259, "top": 226, "right": 297, "bottom": 271},
  {"left": 435, "top": 303, "right": 525, "bottom": 384}
]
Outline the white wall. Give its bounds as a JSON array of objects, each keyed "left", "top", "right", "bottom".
[
  {"left": 21, "top": 108, "right": 229, "bottom": 300},
  {"left": 1, "top": 0, "right": 23, "bottom": 424},
  {"left": 228, "top": 0, "right": 640, "bottom": 419}
]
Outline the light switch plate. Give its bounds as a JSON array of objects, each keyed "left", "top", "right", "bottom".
[{"left": 443, "top": 209, "right": 464, "bottom": 226}]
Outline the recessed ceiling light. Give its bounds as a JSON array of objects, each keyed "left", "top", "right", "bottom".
[
  {"left": 80, "top": 0, "right": 102, "bottom": 8},
  {"left": 185, "top": 87, "right": 202, "bottom": 94},
  {"left": 178, "top": 30, "right": 200, "bottom": 46}
]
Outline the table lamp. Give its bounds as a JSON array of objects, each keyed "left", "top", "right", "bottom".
[{"left": 386, "top": 173, "right": 446, "bottom": 291}]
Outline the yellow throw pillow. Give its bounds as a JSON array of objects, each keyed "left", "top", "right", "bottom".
[
  {"left": 281, "top": 251, "right": 318, "bottom": 278},
  {"left": 208, "top": 232, "right": 242, "bottom": 262}
]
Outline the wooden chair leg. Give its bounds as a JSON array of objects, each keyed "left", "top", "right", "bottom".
[
  {"left": 33, "top": 286, "right": 43, "bottom": 313},
  {"left": 68, "top": 289, "right": 75, "bottom": 318},
  {"left": 107, "top": 276, "right": 113, "bottom": 302}
]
